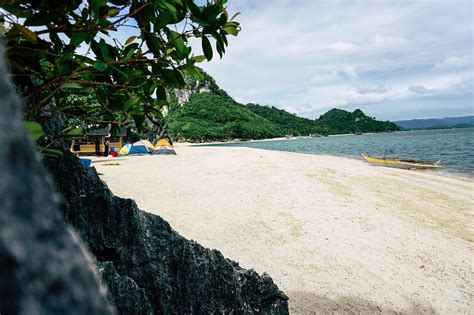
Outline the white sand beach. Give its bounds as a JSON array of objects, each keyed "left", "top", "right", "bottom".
[{"left": 94, "top": 145, "right": 474, "bottom": 314}]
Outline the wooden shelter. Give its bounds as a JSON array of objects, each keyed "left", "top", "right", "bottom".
[{"left": 70, "top": 126, "right": 127, "bottom": 156}]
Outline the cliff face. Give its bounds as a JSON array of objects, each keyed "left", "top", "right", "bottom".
[
  {"left": 0, "top": 47, "right": 114, "bottom": 315},
  {"left": 44, "top": 152, "right": 289, "bottom": 314},
  {"left": 167, "top": 70, "right": 231, "bottom": 116},
  {"left": 1, "top": 43, "right": 288, "bottom": 313}
]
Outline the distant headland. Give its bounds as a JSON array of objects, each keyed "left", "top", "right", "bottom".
[{"left": 394, "top": 116, "right": 474, "bottom": 130}]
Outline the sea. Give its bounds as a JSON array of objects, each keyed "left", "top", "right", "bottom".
[{"left": 214, "top": 128, "right": 474, "bottom": 178}]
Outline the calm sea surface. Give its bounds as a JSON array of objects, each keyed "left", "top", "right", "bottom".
[{"left": 212, "top": 128, "right": 474, "bottom": 177}]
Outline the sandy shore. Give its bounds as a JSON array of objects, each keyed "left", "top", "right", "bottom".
[{"left": 94, "top": 146, "right": 473, "bottom": 314}]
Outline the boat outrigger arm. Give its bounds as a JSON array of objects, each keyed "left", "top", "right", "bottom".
[{"left": 361, "top": 153, "right": 441, "bottom": 170}]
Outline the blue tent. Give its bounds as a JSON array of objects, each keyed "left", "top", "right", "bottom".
[
  {"left": 128, "top": 140, "right": 153, "bottom": 155},
  {"left": 118, "top": 143, "right": 132, "bottom": 155}
]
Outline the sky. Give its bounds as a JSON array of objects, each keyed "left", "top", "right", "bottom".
[{"left": 194, "top": 0, "right": 473, "bottom": 121}]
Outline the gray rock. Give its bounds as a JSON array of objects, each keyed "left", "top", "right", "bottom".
[
  {"left": 97, "top": 262, "right": 153, "bottom": 315},
  {"left": 44, "top": 150, "right": 289, "bottom": 314},
  {"left": 0, "top": 46, "right": 115, "bottom": 314}
]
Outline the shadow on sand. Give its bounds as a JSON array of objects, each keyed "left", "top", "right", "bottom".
[{"left": 288, "top": 291, "right": 436, "bottom": 314}]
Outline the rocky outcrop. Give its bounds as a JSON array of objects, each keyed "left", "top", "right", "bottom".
[
  {"left": 44, "top": 152, "right": 289, "bottom": 314},
  {"left": 97, "top": 262, "right": 153, "bottom": 315},
  {"left": 0, "top": 47, "right": 115, "bottom": 315},
  {"left": 0, "top": 41, "right": 288, "bottom": 314}
]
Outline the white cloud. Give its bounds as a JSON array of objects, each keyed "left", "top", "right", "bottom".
[
  {"left": 433, "top": 56, "right": 471, "bottom": 71},
  {"left": 408, "top": 85, "right": 438, "bottom": 94},
  {"left": 324, "top": 41, "right": 359, "bottom": 53},
  {"left": 199, "top": 0, "right": 473, "bottom": 120},
  {"left": 310, "top": 65, "right": 359, "bottom": 84},
  {"left": 356, "top": 84, "right": 390, "bottom": 95}
]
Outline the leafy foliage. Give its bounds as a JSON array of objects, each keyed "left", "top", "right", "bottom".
[
  {"left": 168, "top": 93, "right": 283, "bottom": 141},
  {"left": 167, "top": 73, "right": 400, "bottom": 141},
  {"left": 316, "top": 109, "right": 400, "bottom": 134},
  {"left": 244, "top": 104, "right": 325, "bottom": 136},
  {"left": 0, "top": 0, "right": 240, "bottom": 137}
]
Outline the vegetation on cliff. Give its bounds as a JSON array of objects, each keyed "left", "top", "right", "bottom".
[
  {"left": 316, "top": 109, "right": 400, "bottom": 134},
  {"left": 168, "top": 93, "right": 283, "bottom": 141},
  {"left": 168, "top": 80, "right": 400, "bottom": 141},
  {"left": 244, "top": 104, "right": 325, "bottom": 136}
]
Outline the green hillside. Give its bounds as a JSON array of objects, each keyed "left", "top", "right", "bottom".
[
  {"left": 168, "top": 93, "right": 284, "bottom": 142},
  {"left": 167, "top": 71, "right": 400, "bottom": 141},
  {"left": 316, "top": 109, "right": 400, "bottom": 134},
  {"left": 244, "top": 104, "right": 324, "bottom": 135}
]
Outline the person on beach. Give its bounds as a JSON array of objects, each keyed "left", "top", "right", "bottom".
[
  {"left": 95, "top": 138, "right": 100, "bottom": 157},
  {"left": 72, "top": 140, "right": 80, "bottom": 156},
  {"left": 104, "top": 140, "right": 109, "bottom": 157}
]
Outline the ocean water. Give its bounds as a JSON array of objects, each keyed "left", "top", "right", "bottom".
[{"left": 215, "top": 128, "right": 474, "bottom": 177}]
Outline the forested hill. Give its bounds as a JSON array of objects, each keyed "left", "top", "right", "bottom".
[
  {"left": 244, "top": 104, "right": 323, "bottom": 136},
  {"left": 167, "top": 71, "right": 400, "bottom": 141},
  {"left": 316, "top": 109, "right": 400, "bottom": 134},
  {"left": 168, "top": 93, "right": 284, "bottom": 142}
]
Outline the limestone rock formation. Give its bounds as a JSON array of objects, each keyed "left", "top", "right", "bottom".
[
  {"left": 0, "top": 41, "right": 288, "bottom": 314},
  {"left": 0, "top": 47, "right": 115, "bottom": 315},
  {"left": 44, "top": 151, "right": 289, "bottom": 314}
]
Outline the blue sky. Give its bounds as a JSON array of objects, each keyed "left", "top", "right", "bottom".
[{"left": 195, "top": 0, "right": 473, "bottom": 120}]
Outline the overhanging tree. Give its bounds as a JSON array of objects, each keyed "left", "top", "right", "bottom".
[{"left": 0, "top": 0, "right": 240, "bottom": 141}]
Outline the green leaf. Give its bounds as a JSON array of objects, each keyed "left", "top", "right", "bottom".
[
  {"left": 158, "top": 1, "right": 177, "bottom": 15},
  {"left": 185, "top": 65, "right": 204, "bottom": 79},
  {"left": 107, "top": 7, "right": 120, "bottom": 17},
  {"left": 123, "top": 97, "right": 140, "bottom": 112},
  {"left": 99, "top": 39, "right": 111, "bottom": 61},
  {"left": 125, "top": 35, "right": 137, "bottom": 45},
  {"left": 144, "top": 33, "right": 161, "bottom": 55},
  {"left": 109, "top": 65, "right": 129, "bottom": 79},
  {"left": 202, "top": 36, "right": 213, "bottom": 61},
  {"left": 223, "top": 26, "right": 238, "bottom": 36},
  {"left": 201, "top": 4, "right": 221, "bottom": 22},
  {"left": 65, "top": 127, "right": 84, "bottom": 136},
  {"left": 168, "top": 30, "right": 187, "bottom": 59},
  {"left": 24, "top": 13, "right": 51, "bottom": 26},
  {"left": 123, "top": 43, "right": 139, "bottom": 60},
  {"left": 37, "top": 146, "right": 63, "bottom": 157},
  {"left": 24, "top": 121, "right": 44, "bottom": 140},
  {"left": 132, "top": 114, "right": 145, "bottom": 130},
  {"left": 156, "top": 86, "right": 167, "bottom": 100},
  {"left": 13, "top": 23, "right": 38, "bottom": 44},
  {"left": 81, "top": 7, "right": 89, "bottom": 20},
  {"left": 109, "top": 0, "right": 128, "bottom": 5},
  {"left": 185, "top": 0, "right": 201, "bottom": 17},
  {"left": 90, "top": 0, "right": 107, "bottom": 18},
  {"left": 94, "top": 60, "right": 108, "bottom": 72},
  {"left": 61, "top": 83, "right": 83, "bottom": 89},
  {"left": 192, "top": 55, "right": 206, "bottom": 63},
  {"left": 70, "top": 32, "right": 89, "bottom": 46},
  {"left": 225, "top": 21, "right": 240, "bottom": 27}
]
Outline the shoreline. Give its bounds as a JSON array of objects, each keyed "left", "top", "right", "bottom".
[
  {"left": 94, "top": 145, "right": 474, "bottom": 313},
  {"left": 175, "top": 141, "right": 474, "bottom": 181}
]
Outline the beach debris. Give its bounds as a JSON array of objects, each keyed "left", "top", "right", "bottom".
[{"left": 103, "top": 162, "right": 120, "bottom": 166}]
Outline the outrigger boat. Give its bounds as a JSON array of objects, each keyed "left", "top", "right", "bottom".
[{"left": 361, "top": 153, "right": 441, "bottom": 170}]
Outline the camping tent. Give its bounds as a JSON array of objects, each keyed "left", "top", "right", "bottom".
[
  {"left": 128, "top": 140, "right": 154, "bottom": 155},
  {"left": 118, "top": 143, "right": 132, "bottom": 156},
  {"left": 152, "top": 139, "right": 176, "bottom": 155}
]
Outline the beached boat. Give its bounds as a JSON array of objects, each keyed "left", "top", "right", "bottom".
[{"left": 361, "top": 153, "right": 441, "bottom": 170}]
